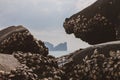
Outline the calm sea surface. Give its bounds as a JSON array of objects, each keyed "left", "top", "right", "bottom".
[{"left": 49, "top": 51, "right": 72, "bottom": 57}]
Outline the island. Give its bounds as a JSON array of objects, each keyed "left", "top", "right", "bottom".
[{"left": 45, "top": 42, "right": 67, "bottom": 51}]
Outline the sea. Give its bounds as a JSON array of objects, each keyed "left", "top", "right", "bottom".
[{"left": 49, "top": 51, "right": 72, "bottom": 57}]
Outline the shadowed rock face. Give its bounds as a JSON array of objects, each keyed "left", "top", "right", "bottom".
[
  {"left": 68, "top": 41, "right": 120, "bottom": 64},
  {"left": 0, "top": 26, "right": 48, "bottom": 56},
  {"left": 64, "top": 0, "right": 120, "bottom": 44}
]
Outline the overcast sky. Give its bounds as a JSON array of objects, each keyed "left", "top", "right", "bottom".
[{"left": 0, "top": 0, "right": 96, "bottom": 51}]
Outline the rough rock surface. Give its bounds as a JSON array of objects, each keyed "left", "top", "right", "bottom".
[
  {"left": 55, "top": 41, "right": 120, "bottom": 80},
  {"left": 0, "top": 26, "right": 66, "bottom": 80},
  {"left": 64, "top": 41, "right": 120, "bottom": 64},
  {"left": 0, "top": 54, "right": 20, "bottom": 72},
  {"left": 0, "top": 52, "right": 65, "bottom": 80},
  {"left": 64, "top": 0, "right": 120, "bottom": 44},
  {"left": 0, "top": 26, "right": 48, "bottom": 56},
  {"left": 62, "top": 49, "right": 120, "bottom": 80},
  {"left": 56, "top": 49, "right": 83, "bottom": 66}
]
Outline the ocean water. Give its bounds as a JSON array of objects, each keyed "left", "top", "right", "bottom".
[{"left": 49, "top": 51, "right": 72, "bottom": 57}]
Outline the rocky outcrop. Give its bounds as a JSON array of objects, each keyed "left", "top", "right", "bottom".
[
  {"left": 62, "top": 0, "right": 120, "bottom": 79},
  {"left": 45, "top": 42, "right": 54, "bottom": 51},
  {"left": 0, "top": 26, "right": 48, "bottom": 56},
  {"left": 0, "top": 26, "right": 66, "bottom": 80},
  {"left": 54, "top": 41, "right": 120, "bottom": 80},
  {"left": 62, "top": 49, "right": 120, "bottom": 80},
  {"left": 56, "top": 49, "right": 83, "bottom": 67},
  {"left": 45, "top": 42, "right": 67, "bottom": 51},
  {"left": 64, "top": 0, "right": 120, "bottom": 45},
  {"left": 63, "top": 41, "right": 120, "bottom": 64},
  {"left": 0, "top": 52, "right": 65, "bottom": 80}
]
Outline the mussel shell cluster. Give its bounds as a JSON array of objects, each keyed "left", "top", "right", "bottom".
[
  {"left": 62, "top": 49, "right": 120, "bottom": 80},
  {"left": 13, "top": 52, "right": 65, "bottom": 80},
  {"left": 0, "top": 51, "right": 65, "bottom": 80},
  {"left": 0, "top": 66, "right": 37, "bottom": 80}
]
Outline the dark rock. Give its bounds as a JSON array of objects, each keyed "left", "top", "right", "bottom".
[
  {"left": 0, "top": 65, "right": 37, "bottom": 80},
  {"left": 0, "top": 26, "right": 66, "bottom": 79},
  {"left": 62, "top": 49, "right": 120, "bottom": 80},
  {"left": 0, "top": 54, "right": 20, "bottom": 72},
  {"left": 56, "top": 49, "right": 83, "bottom": 67},
  {"left": 12, "top": 51, "right": 65, "bottom": 80},
  {"left": 64, "top": 0, "right": 120, "bottom": 44},
  {"left": 45, "top": 42, "right": 67, "bottom": 51},
  {"left": 0, "top": 25, "right": 48, "bottom": 56},
  {"left": 68, "top": 41, "right": 120, "bottom": 64}
]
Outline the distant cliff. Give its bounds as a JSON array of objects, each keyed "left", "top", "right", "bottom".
[{"left": 45, "top": 42, "right": 67, "bottom": 51}]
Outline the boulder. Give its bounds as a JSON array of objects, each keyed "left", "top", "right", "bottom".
[
  {"left": 0, "top": 54, "right": 20, "bottom": 72},
  {"left": 68, "top": 41, "right": 120, "bottom": 64},
  {"left": 62, "top": 48, "right": 120, "bottom": 80},
  {"left": 0, "top": 25, "right": 48, "bottom": 56},
  {"left": 64, "top": 0, "right": 120, "bottom": 44}
]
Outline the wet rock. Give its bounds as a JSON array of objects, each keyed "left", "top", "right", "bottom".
[
  {"left": 0, "top": 54, "right": 20, "bottom": 72},
  {"left": 0, "top": 25, "right": 48, "bottom": 56},
  {"left": 64, "top": 0, "right": 120, "bottom": 44}
]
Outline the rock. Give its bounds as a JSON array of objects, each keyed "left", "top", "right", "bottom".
[
  {"left": 12, "top": 51, "right": 65, "bottom": 80},
  {"left": 0, "top": 25, "right": 48, "bottom": 56},
  {"left": 0, "top": 26, "right": 66, "bottom": 79},
  {"left": 45, "top": 42, "right": 67, "bottom": 51},
  {"left": 63, "top": 0, "right": 120, "bottom": 44},
  {"left": 56, "top": 49, "right": 83, "bottom": 67},
  {"left": 68, "top": 41, "right": 120, "bottom": 64},
  {"left": 0, "top": 54, "right": 20, "bottom": 72},
  {"left": 0, "top": 65, "right": 37, "bottom": 80},
  {"left": 62, "top": 49, "right": 120, "bottom": 80}
]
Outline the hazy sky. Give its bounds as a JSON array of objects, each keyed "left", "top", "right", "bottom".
[{"left": 0, "top": 0, "right": 96, "bottom": 51}]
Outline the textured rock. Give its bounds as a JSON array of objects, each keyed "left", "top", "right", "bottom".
[
  {"left": 62, "top": 50, "right": 120, "bottom": 80},
  {"left": 9, "top": 51, "right": 65, "bottom": 80},
  {"left": 56, "top": 49, "right": 83, "bottom": 67},
  {"left": 0, "top": 25, "right": 48, "bottom": 56},
  {"left": 0, "top": 26, "right": 66, "bottom": 79},
  {"left": 68, "top": 41, "right": 120, "bottom": 64},
  {"left": 0, "top": 54, "right": 20, "bottom": 72},
  {"left": 64, "top": 0, "right": 120, "bottom": 44}
]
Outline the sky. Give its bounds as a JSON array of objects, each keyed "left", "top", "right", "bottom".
[{"left": 0, "top": 0, "right": 96, "bottom": 51}]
